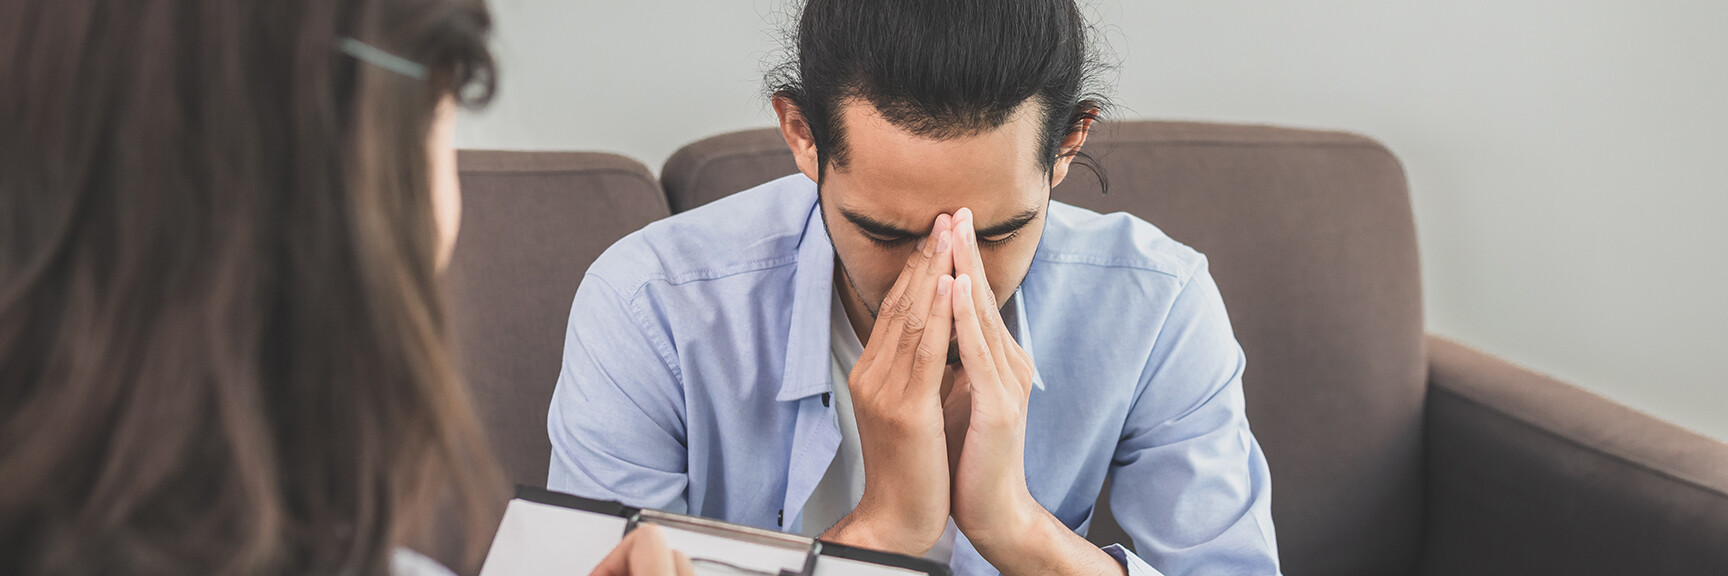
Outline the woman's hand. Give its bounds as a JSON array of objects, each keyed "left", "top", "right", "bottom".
[{"left": 589, "top": 525, "right": 694, "bottom": 576}]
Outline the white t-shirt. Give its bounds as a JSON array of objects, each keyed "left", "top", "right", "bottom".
[{"left": 799, "top": 288, "right": 957, "bottom": 564}]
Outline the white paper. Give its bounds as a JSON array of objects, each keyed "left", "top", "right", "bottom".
[
  {"left": 654, "top": 523, "right": 811, "bottom": 575},
  {"left": 811, "top": 555, "right": 925, "bottom": 576},
  {"left": 478, "top": 499, "right": 628, "bottom": 576}
]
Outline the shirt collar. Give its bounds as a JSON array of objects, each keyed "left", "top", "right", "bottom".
[{"left": 777, "top": 199, "right": 839, "bottom": 402}]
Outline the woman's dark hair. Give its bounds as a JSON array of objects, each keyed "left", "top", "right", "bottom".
[
  {"left": 769, "top": 0, "right": 1111, "bottom": 184},
  {"left": 0, "top": 0, "right": 500, "bottom": 574}
]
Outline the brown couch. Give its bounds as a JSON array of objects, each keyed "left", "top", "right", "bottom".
[{"left": 446, "top": 122, "right": 1728, "bottom": 575}]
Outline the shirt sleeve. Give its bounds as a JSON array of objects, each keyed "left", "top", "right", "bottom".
[
  {"left": 546, "top": 273, "right": 691, "bottom": 513},
  {"left": 1102, "top": 544, "right": 1165, "bottom": 576},
  {"left": 1106, "top": 258, "right": 1282, "bottom": 576}
]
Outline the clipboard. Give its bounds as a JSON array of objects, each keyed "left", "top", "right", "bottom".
[{"left": 479, "top": 486, "right": 951, "bottom": 576}]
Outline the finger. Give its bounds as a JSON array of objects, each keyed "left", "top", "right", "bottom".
[
  {"left": 1003, "top": 337, "right": 1035, "bottom": 400},
  {"left": 859, "top": 247, "right": 926, "bottom": 366},
  {"left": 950, "top": 274, "right": 1002, "bottom": 390},
  {"left": 904, "top": 273, "right": 956, "bottom": 396},
  {"left": 869, "top": 214, "right": 952, "bottom": 345},
  {"left": 888, "top": 223, "right": 955, "bottom": 386},
  {"left": 673, "top": 551, "right": 695, "bottom": 576},
  {"left": 877, "top": 215, "right": 951, "bottom": 375},
  {"left": 588, "top": 535, "right": 630, "bottom": 576},
  {"left": 629, "top": 526, "right": 676, "bottom": 576},
  {"left": 590, "top": 525, "right": 674, "bottom": 576},
  {"left": 942, "top": 372, "right": 972, "bottom": 479},
  {"left": 857, "top": 231, "right": 936, "bottom": 370},
  {"left": 951, "top": 207, "right": 986, "bottom": 293},
  {"left": 951, "top": 208, "right": 1016, "bottom": 382}
]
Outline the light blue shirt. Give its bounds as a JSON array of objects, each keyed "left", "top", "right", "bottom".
[{"left": 548, "top": 175, "right": 1281, "bottom": 576}]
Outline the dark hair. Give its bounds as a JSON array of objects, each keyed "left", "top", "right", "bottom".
[
  {"left": 769, "top": 0, "right": 1111, "bottom": 184},
  {"left": 0, "top": 0, "right": 500, "bottom": 575}
]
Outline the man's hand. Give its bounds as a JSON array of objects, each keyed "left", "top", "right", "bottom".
[
  {"left": 945, "top": 207, "right": 1038, "bottom": 543},
  {"left": 946, "top": 208, "right": 1125, "bottom": 576},
  {"left": 822, "top": 213, "right": 958, "bottom": 556}
]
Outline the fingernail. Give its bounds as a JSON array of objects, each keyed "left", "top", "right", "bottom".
[
  {"left": 917, "top": 237, "right": 928, "bottom": 252},
  {"left": 965, "top": 225, "right": 976, "bottom": 247},
  {"left": 936, "top": 231, "right": 951, "bottom": 253},
  {"left": 936, "top": 213, "right": 952, "bottom": 231},
  {"left": 937, "top": 275, "right": 953, "bottom": 295},
  {"left": 955, "top": 274, "right": 970, "bottom": 297},
  {"left": 957, "top": 207, "right": 972, "bottom": 224}
]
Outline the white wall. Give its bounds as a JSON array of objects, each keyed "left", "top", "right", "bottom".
[{"left": 456, "top": 0, "right": 1728, "bottom": 441}]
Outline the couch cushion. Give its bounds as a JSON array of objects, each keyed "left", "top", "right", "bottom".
[
  {"left": 1422, "top": 336, "right": 1728, "bottom": 575},
  {"left": 447, "top": 151, "right": 670, "bottom": 489},
  {"left": 660, "top": 122, "right": 1428, "bottom": 576},
  {"left": 661, "top": 130, "right": 800, "bottom": 214}
]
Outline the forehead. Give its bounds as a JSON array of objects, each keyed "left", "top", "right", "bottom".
[{"left": 825, "top": 100, "right": 1048, "bottom": 228}]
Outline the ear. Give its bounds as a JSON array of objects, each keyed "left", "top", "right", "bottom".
[
  {"left": 773, "top": 95, "right": 823, "bottom": 185},
  {"left": 1048, "top": 113, "right": 1096, "bottom": 189}
]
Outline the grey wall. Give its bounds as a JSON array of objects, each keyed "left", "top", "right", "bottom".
[{"left": 455, "top": 0, "right": 1728, "bottom": 441}]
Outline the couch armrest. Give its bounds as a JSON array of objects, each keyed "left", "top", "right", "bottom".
[{"left": 1419, "top": 335, "right": 1728, "bottom": 575}]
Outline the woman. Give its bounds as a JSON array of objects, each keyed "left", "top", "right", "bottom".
[{"left": 0, "top": 0, "right": 686, "bottom": 574}]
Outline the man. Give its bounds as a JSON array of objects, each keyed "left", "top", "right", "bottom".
[{"left": 547, "top": 1, "right": 1281, "bottom": 574}]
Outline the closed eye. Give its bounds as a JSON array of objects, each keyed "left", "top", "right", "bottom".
[
  {"left": 973, "top": 207, "right": 1039, "bottom": 249},
  {"left": 978, "top": 230, "right": 1019, "bottom": 247},
  {"left": 862, "top": 232, "right": 915, "bottom": 248}
]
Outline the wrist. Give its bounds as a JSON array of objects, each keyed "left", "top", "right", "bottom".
[
  {"left": 823, "top": 498, "right": 942, "bottom": 557},
  {"left": 957, "top": 488, "right": 1041, "bottom": 552},
  {"left": 961, "top": 491, "right": 1069, "bottom": 572}
]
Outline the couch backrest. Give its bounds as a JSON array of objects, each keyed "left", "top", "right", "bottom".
[
  {"left": 660, "top": 122, "right": 1429, "bottom": 576},
  {"left": 446, "top": 151, "right": 670, "bottom": 489}
]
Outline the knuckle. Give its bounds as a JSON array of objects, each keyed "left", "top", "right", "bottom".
[
  {"left": 912, "top": 343, "right": 943, "bottom": 367},
  {"left": 897, "top": 334, "right": 923, "bottom": 358},
  {"left": 889, "top": 293, "right": 916, "bottom": 318},
  {"left": 899, "top": 313, "right": 928, "bottom": 336},
  {"left": 966, "top": 345, "right": 993, "bottom": 365}
]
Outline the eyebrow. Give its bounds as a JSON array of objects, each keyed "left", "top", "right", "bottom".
[{"left": 838, "top": 206, "right": 1042, "bottom": 239}]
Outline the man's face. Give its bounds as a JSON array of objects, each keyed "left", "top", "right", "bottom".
[{"left": 818, "top": 100, "right": 1051, "bottom": 320}]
